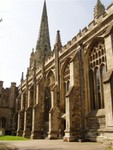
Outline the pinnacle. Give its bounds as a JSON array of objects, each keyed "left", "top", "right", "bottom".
[
  {"left": 56, "top": 30, "right": 61, "bottom": 44},
  {"left": 54, "top": 30, "right": 62, "bottom": 48},
  {"left": 21, "top": 72, "right": 24, "bottom": 82},
  {"left": 94, "top": 0, "right": 105, "bottom": 18}
]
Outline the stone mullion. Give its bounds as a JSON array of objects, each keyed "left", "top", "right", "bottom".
[
  {"left": 93, "top": 69, "right": 98, "bottom": 110},
  {"left": 98, "top": 66, "right": 102, "bottom": 109},
  {"left": 100, "top": 66, "right": 105, "bottom": 109}
]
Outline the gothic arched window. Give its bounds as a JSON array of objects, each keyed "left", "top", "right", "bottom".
[
  {"left": 63, "top": 60, "right": 70, "bottom": 113},
  {"left": 89, "top": 39, "right": 106, "bottom": 110}
]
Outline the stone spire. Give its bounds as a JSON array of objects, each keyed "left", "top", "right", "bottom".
[
  {"left": 36, "top": 0, "right": 51, "bottom": 65},
  {"left": 94, "top": 0, "right": 105, "bottom": 18}
]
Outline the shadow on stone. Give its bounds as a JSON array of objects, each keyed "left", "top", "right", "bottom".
[{"left": 0, "top": 144, "right": 18, "bottom": 150}]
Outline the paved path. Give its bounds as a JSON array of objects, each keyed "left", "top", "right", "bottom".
[{"left": 0, "top": 140, "right": 108, "bottom": 150}]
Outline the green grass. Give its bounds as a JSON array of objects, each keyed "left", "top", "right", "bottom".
[
  {"left": 107, "top": 148, "right": 113, "bottom": 150},
  {"left": 0, "top": 135, "right": 28, "bottom": 140}
]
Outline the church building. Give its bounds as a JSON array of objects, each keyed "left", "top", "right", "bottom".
[{"left": 14, "top": 0, "right": 113, "bottom": 142}]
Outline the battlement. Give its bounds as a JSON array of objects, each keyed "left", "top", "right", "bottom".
[
  {"left": 58, "top": 1, "right": 113, "bottom": 56},
  {"left": 44, "top": 51, "right": 55, "bottom": 66},
  {"left": 21, "top": 1, "right": 113, "bottom": 89},
  {"left": 30, "top": 2, "right": 113, "bottom": 67},
  {"left": 0, "top": 81, "right": 16, "bottom": 89}
]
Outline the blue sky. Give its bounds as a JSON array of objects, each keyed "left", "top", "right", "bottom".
[{"left": 0, "top": 0, "right": 112, "bottom": 87}]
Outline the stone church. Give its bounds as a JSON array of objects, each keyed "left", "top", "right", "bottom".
[{"left": 1, "top": 0, "right": 113, "bottom": 143}]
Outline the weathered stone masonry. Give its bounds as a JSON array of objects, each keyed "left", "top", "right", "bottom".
[
  {"left": 1, "top": 0, "right": 113, "bottom": 144},
  {"left": 15, "top": 0, "right": 113, "bottom": 142}
]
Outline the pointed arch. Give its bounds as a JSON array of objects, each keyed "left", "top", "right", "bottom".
[
  {"left": 88, "top": 36, "right": 106, "bottom": 110},
  {"left": 46, "top": 69, "right": 55, "bottom": 88},
  {"left": 88, "top": 37, "right": 104, "bottom": 55},
  {"left": 61, "top": 58, "right": 71, "bottom": 75},
  {"left": 61, "top": 57, "right": 71, "bottom": 113}
]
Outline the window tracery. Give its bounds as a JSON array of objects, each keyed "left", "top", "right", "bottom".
[{"left": 89, "top": 40, "right": 106, "bottom": 110}]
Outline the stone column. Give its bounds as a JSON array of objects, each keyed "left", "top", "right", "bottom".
[
  {"left": 30, "top": 108, "right": 35, "bottom": 139},
  {"left": 22, "top": 111, "right": 26, "bottom": 137},
  {"left": 22, "top": 111, "right": 31, "bottom": 138},
  {"left": 63, "top": 95, "right": 71, "bottom": 141},
  {"left": 48, "top": 88, "right": 59, "bottom": 139},
  {"left": 17, "top": 112, "right": 23, "bottom": 136},
  {"left": 63, "top": 60, "right": 74, "bottom": 141},
  {"left": 104, "top": 34, "right": 113, "bottom": 70},
  {"left": 104, "top": 32, "right": 113, "bottom": 140},
  {"left": 16, "top": 113, "right": 20, "bottom": 136}
]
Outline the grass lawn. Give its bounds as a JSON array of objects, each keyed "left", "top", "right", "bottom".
[
  {"left": 107, "top": 148, "right": 113, "bottom": 150},
  {"left": 0, "top": 135, "right": 28, "bottom": 140}
]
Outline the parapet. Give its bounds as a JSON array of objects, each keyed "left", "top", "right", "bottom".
[{"left": 106, "top": 3, "right": 113, "bottom": 14}]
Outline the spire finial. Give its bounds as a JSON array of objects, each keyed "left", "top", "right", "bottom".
[
  {"left": 36, "top": 0, "right": 51, "bottom": 65},
  {"left": 54, "top": 30, "right": 62, "bottom": 49},
  {"left": 94, "top": 0, "right": 105, "bottom": 18}
]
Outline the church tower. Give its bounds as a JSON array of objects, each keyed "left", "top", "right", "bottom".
[{"left": 35, "top": 0, "right": 51, "bottom": 65}]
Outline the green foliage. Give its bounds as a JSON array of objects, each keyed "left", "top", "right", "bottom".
[{"left": 0, "top": 135, "right": 28, "bottom": 140}]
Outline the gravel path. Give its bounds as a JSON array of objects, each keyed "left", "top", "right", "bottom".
[{"left": 0, "top": 140, "right": 108, "bottom": 150}]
